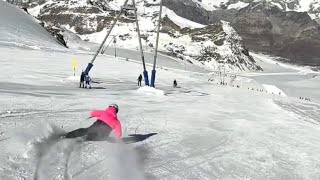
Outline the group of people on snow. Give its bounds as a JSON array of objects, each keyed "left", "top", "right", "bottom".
[
  {"left": 69, "top": 74, "right": 178, "bottom": 141},
  {"left": 72, "top": 72, "right": 122, "bottom": 141},
  {"left": 214, "top": 80, "right": 311, "bottom": 101},
  {"left": 79, "top": 70, "right": 91, "bottom": 89},
  {"left": 70, "top": 72, "right": 179, "bottom": 141},
  {"left": 300, "top": 97, "right": 311, "bottom": 101}
]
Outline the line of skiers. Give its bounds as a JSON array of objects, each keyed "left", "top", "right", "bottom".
[
  {"left": 300, "top": 97, "right": 311, "bottom": 101},
  {"left": 215, "top": 81, "right": 311, "bottom": 101}
]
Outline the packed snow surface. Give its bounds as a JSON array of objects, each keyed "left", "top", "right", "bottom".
[{"left": 1, "top": 44, "right": 320, "bottom": 179}]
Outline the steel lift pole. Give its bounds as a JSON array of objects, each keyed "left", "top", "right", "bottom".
[
  {"left": 150, "top": 0, "right": 163, "bottom": 87},
  {"left": 84, "top": 0, "right": 130, "bottom": 75},
  {"left": 132, "top": 0, "right": 149, "bottom": 86}
]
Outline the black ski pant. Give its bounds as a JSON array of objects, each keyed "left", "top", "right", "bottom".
[
  {"left": 79, "top": 81, "right": 84, "bottom": 88},
  {"left": 85, "top": 81, "right": 91, "bottom": 88},
  {"left": 66, "top": 120, "right": 112, "bottom": 141}
]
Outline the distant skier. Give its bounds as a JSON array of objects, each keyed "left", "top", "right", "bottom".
[
  {"left": 84, "top": 74, "right": 91, "bottom": 89},
  {"left": 173, "top": 79, "right": 178, "bottom": 88},
  {"left": 138, "top": 74, "right": 142, "bottom": 86},
  {"left": 79, "top": 71, "right": 85, "bottom": 88},
  {"left": 65, "top": 104, "right": 122, "bottom": 141}
]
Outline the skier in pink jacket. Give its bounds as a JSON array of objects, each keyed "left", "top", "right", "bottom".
[{"left": 66, "top": 104, "right": 122, "bottom": 141}]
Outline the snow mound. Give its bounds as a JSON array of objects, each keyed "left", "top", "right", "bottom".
[
  {"left": 137, "top": 86, "right": 165, "bottom": 96},
  {"left": 263, "top": 84, "right": 287, "bottom": 97},
  {"left": 0, "top": 1, "right": 62, "bottom": 50},
  {"left": 192, "top": 0, "right": 228, "bottom": 11},
  {"left": 228, "top": 2, "right": 249, "bottom": 10},
  {"left": 163, "top": 8, "right": 206, "bottom": 29},
  {"left": 64, "top": 76, "right": 80, "bottom": 82}
]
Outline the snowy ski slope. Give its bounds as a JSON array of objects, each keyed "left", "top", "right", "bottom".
[
  {"left": 0, "top": 1, "right": 63, "bottom": 50},
  {"left": 1, "top": 1, "right": 320, "bottom": 180},
  {"left": 1, "top": 45, "right": 320, "bottom": 180}
]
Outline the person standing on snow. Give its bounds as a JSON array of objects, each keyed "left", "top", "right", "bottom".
[
  {"left": 173, "top": 79, "right": 178, "bottom": 88},
  {"left": 138, "top": 74, "right": 142, "bottom": 86},
  {"left": 84, "top": 74, "right": 91, "bottom": 89},
  {"left": 79, "top": 71, "right": 85, "bottom": 88},
  {"left": 65, "top": 104, "right": 122, "bottom": 141}
]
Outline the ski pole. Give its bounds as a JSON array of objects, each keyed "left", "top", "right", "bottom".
[{"left": 80, "top": 116, "right": 93, "bottom": 122}]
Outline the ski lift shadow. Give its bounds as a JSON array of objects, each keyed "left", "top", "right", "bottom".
[
  {"left": 90, "top": 87, "right": 107, "bottom": 90},
  {"left": 91, "top": 80, "right": 102, "bottom": 84}
]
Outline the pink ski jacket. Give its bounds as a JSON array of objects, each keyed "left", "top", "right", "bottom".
[{"left": 90, "top": 107, "right": 122, "bottom": 138}]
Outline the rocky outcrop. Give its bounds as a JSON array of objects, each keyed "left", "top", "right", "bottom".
[
  {"left": 161, "top": 17, "right": 262, "bottom": 71},
  {"left": 43, "top": 25, "right": 68, "bottom": 48},
  {"left": 163, "top": 0, "right": 214, "bottom": 24},
  {"left": 231, "top": 3, "right": 320, "bottom": 66},
  {"left": 163, "top": 0, "right": 320, "bottom": 67}
]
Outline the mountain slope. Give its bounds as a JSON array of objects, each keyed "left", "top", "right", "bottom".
[
  {"left": 0, "top": 1, "right": 63, "bottom": 50},
  {"left": 164, "top": 0, "right": 320, "bottom": 67},
  {"left": 11, "top": 0, "right": 262, "bottom": 72}
]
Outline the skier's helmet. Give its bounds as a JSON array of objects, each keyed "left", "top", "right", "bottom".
[{"left": 109, "top": 104, "right": 119, "bottom": 113}]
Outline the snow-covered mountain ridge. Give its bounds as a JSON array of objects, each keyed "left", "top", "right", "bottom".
[
  {"left": 5, "top": 0, "right": 262, "bottom": 72},
  {"left": 191, "top": 0, "right": 320, "bottom": 21}
]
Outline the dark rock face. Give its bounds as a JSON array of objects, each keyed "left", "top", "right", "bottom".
[
  {"left": 36, "top": 1, "right": 135, "bottom": 35},
  {"left": 231, "top": 3, "right": 320, "bottom": 66},
  {"left": 161, "top": 16, "right": 262, "bottom": 71},
  {"left": 43, "top": 25, "right": 68, "bottom": 48},
  {"left": 163, "top": 0, "right": 320, "bottom": 67},
  {"left": 163, "top": 0, "right": 215, "bottom": 24},
  {"left": 36, "top": 2, "right": 109, "bottom": 35}
]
